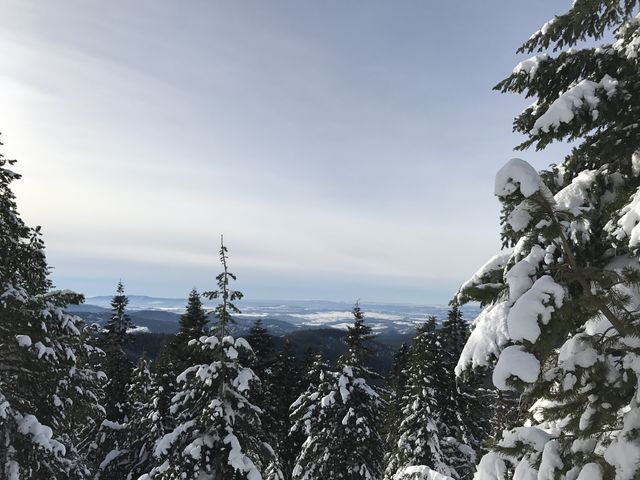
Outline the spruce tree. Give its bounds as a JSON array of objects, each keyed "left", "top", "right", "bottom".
[
  {"left": 93, "top": 355, "right": 161, "bottom": 479},
  {"left": 153, "top": 287, "right": 210, "bottom": 428},
  {"left": 246, "top": 319, "right": 276, "bottom": 380},
  {"left": 151, "top": 345, "right": 177, "bottom": 430},
  {"left": 437, "top": 306, "right": 480, "bottom": 478},
  {"left": 456, "top": 2, "right": 640, "bottom": 477},
  {"left": 101, "top": 280, "right": 134, "bottom": 422},
  {"left": 169, "top": 288, "right": 209, "bottom": 369},
  {"left": 0, "top": 137, "right": 105, "bottom": 478},
  {"left": 291, "top": 303, "right": 384, "bottom": 480},
  {"left": 383, "top": 343, "right": 409, "bottom": 448},
  {"left": 383, "top": 318, "right": 454, "bottom": 480},
  {"left": 269, "top": 340, "right": 304, "bottom": 480},
  {"left": 140, "top": 238, "right": 279, "bottom": 479},
  {"left": 290, "top": 352, "right": 337, "bottom": 479}
]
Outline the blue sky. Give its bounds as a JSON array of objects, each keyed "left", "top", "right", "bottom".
[{"left": 1, "top": 1, "right": 572, "bottom": 303}]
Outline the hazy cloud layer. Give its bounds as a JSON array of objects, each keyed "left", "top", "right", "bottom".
[{"left": 1, "top": 0, "right": 570, "bottom": 303}]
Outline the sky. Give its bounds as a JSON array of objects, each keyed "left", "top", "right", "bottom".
[{"left": 0, "top": 1, "right": 574, "bottom": 304}]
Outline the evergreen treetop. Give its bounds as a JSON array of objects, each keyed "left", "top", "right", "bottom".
[
  {"left": 339, "top": 302, "right": 375, "bottom": 375},
  {"left": 177, "top": 288, "right": 208, "bottom": 339},
  {"left": 457, "top": 2, "right": 640, "bottom": 477},
  {"left": 103, "top": 280, "right": 133, "bottom": 351},
  {"left": 0, "top": 136, "right": 105, "bottom": 479},
  {"left": 140, "top": 239, "right": 278, "bottom": 479}
]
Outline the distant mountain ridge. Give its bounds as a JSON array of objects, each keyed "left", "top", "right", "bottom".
[{"left": 68, "top": 295, "right": 480, "bottom": 336}]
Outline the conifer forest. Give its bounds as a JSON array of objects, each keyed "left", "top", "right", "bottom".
[{"left": 4, "top": 1, "right": 640, "bottom": 479}]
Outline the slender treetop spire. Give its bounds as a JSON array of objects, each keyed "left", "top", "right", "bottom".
[{"left": 203, "top": 235, "right": 244, "bottom": 338}]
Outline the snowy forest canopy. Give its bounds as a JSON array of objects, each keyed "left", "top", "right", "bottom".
[{"left": 4, "top": 1, "right": 640, "bottom": 479}]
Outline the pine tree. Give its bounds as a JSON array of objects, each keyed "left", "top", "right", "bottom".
[
  {"left": 246, "top": 319, "right": 276, "bottom": 380},
  {"left": 384, "top": 317, "right": 454, "bottom": 480},
  {"left": 290, "top": 352, "right": 337, "bottom": 479},
  {"left": 93, "top": 355, "right": 161, "bottom": 479},
  {"left": 169, "top": 288, "right": 209, "bottom": 369},
  {"left": 101, "top": 280, "right": 134, "bottom": 422},
  {"left": 152, "top": 287, "right": 210, "bottom": 429},
  {"left": 151, "top": 345, "right": 177, "bottom": 430},
  {"left": 97, "top": 355, "right": 165, "bottom": 480},
  {"left": 0, "top": 137, "right": 105, "bottom": 478},
  {"left": 140, "top": 238, "right": 279, "bottom": 479},
  {"left": 269, "top": 340, "right": 304, "bottom": 480},
  {"left": 291, "top": 303, "right": 384, "bottom": 480},
  {"left": 383, "top": 343, "right": 409, "bottom": 447},
  {"left": 437, "top": 306, "right": 479, "bottom": 478},
  {"left": 244, "top": 319, "right": 277, "bottom": 443},
  {"left": 456, "top": 2, "right": 640, "bottom": 477}
]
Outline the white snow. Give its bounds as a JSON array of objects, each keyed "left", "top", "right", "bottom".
[
  {"left": 499, "top": 426, "right": 551, "bottom": 451},
  {"left": 15, "top": 335, "right": 31, "bottom": 347},
  {"left": 513, "top": 54, "right": 548, "bottom": 79},
  {"left": 532, "top": 75, "right": 618, "bottom": 134},
  {"left": 604, "top": 408, "right": 640, "bottom": 479},
  {"left": 607, "top": 186, "right": 640, "bottom": 249},
  {"left": 393, "top": 465, "right": 455, "bottom": 480},
  {"left": 492, "top": 345, "right": 540, "bottom": 390},
  {"left": 126, "top": 326, "right": 150, "bottom": 334},
  {"left": 507, "top": 275, "right": 565, "bottom": 343},
  {"left": 154, "top": 420, "right": 196, "bottom": 457},
  {"left": 234, "top": 337, "right": 252, "bottom": 352},
  {"left": 507, "top": 202, "right": 534, "bottom": 232},
  {"left": 505, "top": 245, "right": 545, "bottom": 303},
  {"left": 495, "top": 158, "right": 551, "bottom": 199},
  {"left": 99, "top": 449, "right": 124, "bottom": 470},
  {"left": 16, "top": 414, "right": 65, "bottom": 455},
  {"left": 554, "top": 169, "right": 598, "bottom": 215},
  {"left": 576, "top": 463, "right": 603, "bottom": 480},
  {"left": 223, "top": 431, "right": 262, "bottom": 480},
  {"left": 33, "top": 341, "right": 55, "bottom": 359},
  {"left": 557, "top": 334, "right": 599, "bottom": 372},
  {"left": 473, "top": 452, "right": 507, "bottom": 480},
  {"left": 456, "top": 302, "right": 510, "bottom": 374},
  {"left": 232, "top": 368, "right": 254, "bottom": 392},
  {"left": 538, "top": 440, "right": 563, "bottom": 478},
  {"left": 457, "top": 252, "right": 511, "bottom": 299}
]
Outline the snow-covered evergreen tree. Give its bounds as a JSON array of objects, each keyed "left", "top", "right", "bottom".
[
  {"left": 168, "top": 288, "right": 209, "bottom": 370},
  {"left": 456, "top": 2, "right": 640, "bottom": 477},
  {"left": 384, "top": 317, "right": 454, "bottom": 480},
  {"left": 244, "top": 319, "right": 278, "bottom": 452},
  {"left": 93, "top": 355, "right": 165, "bottom": 479},
  {"left": 437, "top": 307, "right": 480, "bottom": 478},
  {"left": 101, "top": 280, "right": 134, "bottom": 423},
  {"left": 246, "top": 319, "right": 276, "bottom": 378},
  {"left": 140, "top": 238, "right": 279, "bottom": 479},
  {"left": 151, "top": 288, "right": 210, "bottom": 433},
  {"left": 269, "top": 340, "right": 304, "bottom": 480},
  {"left": 290, "top": 352, "right": 337, "bottom": 479},
  {"left": 291, "top": 303, "right": 384, "bottom": 480},
  {"left": 384, "top": 343, "right": 409, "bottom": 445},
  {"left": 0, "top": 137, "right": 105, "bottom": 478}
]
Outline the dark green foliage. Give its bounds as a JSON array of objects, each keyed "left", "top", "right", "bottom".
[
  {"left": 202, "top": 237, "right": 244, "bottom": 336},
  {"left": 269, "top": 340, "right": 305, "bottom": 480},
  {"left": 456, "top": 1, "right": 640, "bottom": 475},
  {"left": 172, "top": 288, "right": 208, "bottom": 357},
  {"left": 383, "top": 342, "right": 409, "bottom": 442},
  {"left": 339, "top": 302, "right": 375, "bottom": 372},
  {"left": 291, "top": 304, "right": 384, "bottom": 480},
  {"left": 101, "top": 281, "right": 134, "bottom": 422},
  {"left": 0, "top": 137, "right": 105, "bottom": 478},
  {"left": 142, "top": 238, "right": 279, "bottom": 479},
  {"left": 385, "top": 311, "right": 484, "bottom": 479},
  {"left": 123, "top": 356, "right": 165, "bottom": 480},
  {"left": 246, "top": 319, "right": 277, "bottom": 377}
]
